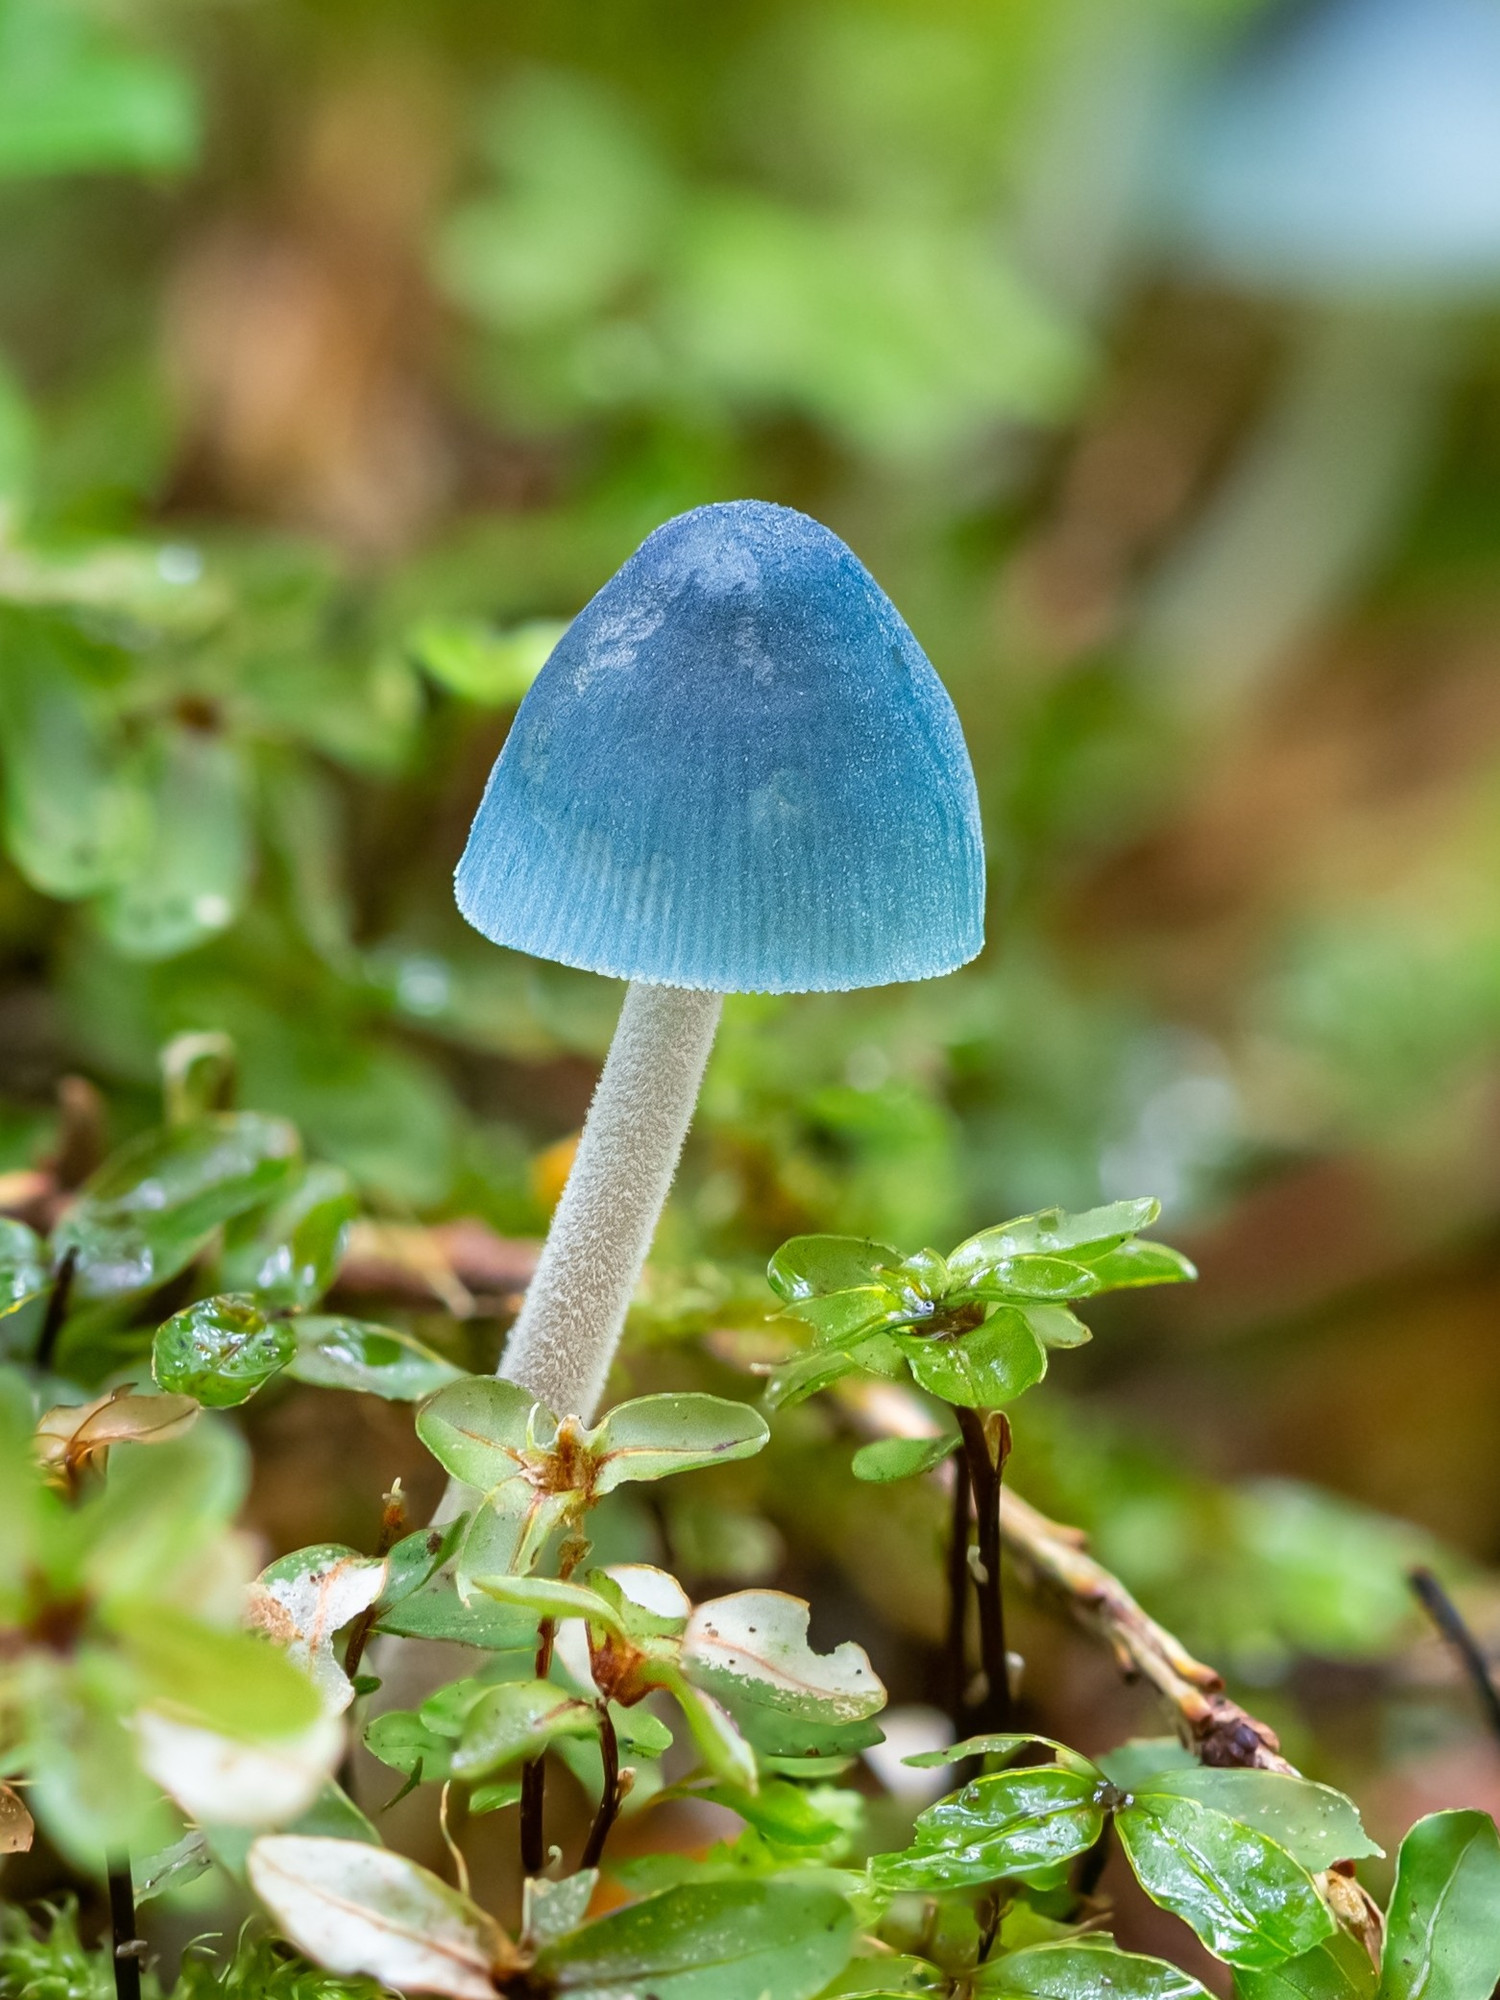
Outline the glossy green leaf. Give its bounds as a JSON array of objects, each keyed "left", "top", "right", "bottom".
[
  {"left": 763, "top": 1338, "right": 884, "bottom": 1409},
  {"left": 767, "top": 1235, "right": 905, "bottom": 1301},
  {"left": 0, "top": 1218, "right": 48, "bottom": 1319},
  {"left": 535, "top": 1878, "right": 855, "bottom": 2000},
  {"left": 372, "top": 1572, "right": 538, "bottom": 1651},
  {"left": 900, "top": 1309, "right": 1047, "bottom": 1408},
  {"left": 414, "top": 1375, "right": 544, "bottom": 1488},
  {"left": 852, "top": 1433, "right": 959, "bottom": 1482},
  {"left": 591, "top": 1392, "right": 769, "bottom": 1492},
  {"left": 287, "top": 1317, "right": 463, "bottom": 1401},
  {"left": 682, "top": 1588, "right": 885, "bottom": 1756},
  {"left": 948, "top": 1201, "right": 1159, "bottom": 1279},
  {"left": 1020, "top": 1303, "right": 1092, "bottom": 1349},
  {"left": 1096, "top": 1739, "right": 1199, "bottom": 1788},
  {"left": 1118, "top": 1793, "right": 1334, "bottom": 1970},
  {"left": 872, "top": 1765, "right": 1106, "bottom": 1891},
  {"left": 55, "top": 1112, "right": 301, "bottom": 1299},
  {"left": 969, "top": 1253, "right": 1102, "bottom": 1302},
  {"left": 474, "top": 1571, "right": 625, "bottom": 1630},
  {"left": 220, "top": 1163, "right": 356, "bottom": 1309},
  {"left": 687, "top": 1776, "right": 854, "bottom": 1850},
  {"left": 152, "top": 1293, "right": 294, "bottom": 1407},
  {"left": 97, "top": 727, "right": 251, "bottom": 959},
  {"left": 976, "top": 1939, "right": 1214, "bottom": 1997},
  {"left": 904, "top": 1733, "right": 1100, "bottom": 1777},
  {"left": 1140, "top": 1769, "right": 1380, "bottom": 1872},
  {"left": 1236, "top": 1927, "right": 1379, "bottom": 2000},
  {"left": 1376, "top": 1810, "right": 1500, "bottom": 2000},
  {"left": 1084, "top": 1239, "right": 1197, "bottom": 1289},
  {"left": 788, "top": 1287, "right": 916, "bottom": 1346},
  {"left": 452, "top": 1679, "right": 599, "bottom": 1781}
]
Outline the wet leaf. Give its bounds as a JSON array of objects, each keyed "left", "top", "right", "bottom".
[
  {"left": 871, "top": 1765, "right": 1106, "bottom": 1891},
  {"left": 975, "top": 1938, "right": 1213, "bottom": 1997},
  {"left": 1237, "top": 1927, "right": 1379, "bottom": 2000},
  {"left": 365, "top": 1710, "right": 457, "bottom": 1786},
  {"left": 152, "top": 1293, "right": 295, "bottom": 1407},
  {"left": 220, "top": 1163, "right": 356, "bottom": 1309},
  {"left": 1096, "top": 1738, "right": 1199, "bottom": 1789},
  {"left": 0, "top": 1783, "right": 34, "bottom": 1853},
  {"left": 0, "top": 1218, "right": 48, "bottom": 1318},
  {"left": 1117, "top": 1792, "right": 1333, "bottom": 1969},
  {"left": 287, "top": 1317, "right": 463, "bottom": 1401},
  {"left": 1377, "top": 1810, "right": 1500, "bottom": 2000},
  {"left": 948, "top": 1201, "right": 1160, "bottom": 1278},
  {"left": 373, "top": 1571, "right": 538, "bottom": 1651},
  {"left": 535, "top": 1877, "right": 855, "bottom": 2000},
  {"left": 55, "top": 1112, "right": 301, "bottom": 1299},
  {"left": 767, "top": 1235, "right": 905, "bottom": 1301},
  {"left": 523, "top": 1869, "right": 598, "bottom": 1949},
  {"left": 248, "top": 1835, "right": 515, "bottom": 2000},
  {"left": 851, "top": 1433, "right": 958, "bottom": 1483},
  {"left": 35, "top": 1384, "right": 199, "bottom": 1477},
  {"left": 591, "top": 1392, "right": 769, "bottom": 1492},
  {"left": 900, "top": 1310, "right": 1046, "bottom": 1408},
  {"left": 1139, "top": 1769, "right": 1380, "bottom": 1872}
]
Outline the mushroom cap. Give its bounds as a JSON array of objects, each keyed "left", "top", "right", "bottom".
[
  {"left": 1170, "top": 0, "right": 1500, "bottom": 293},
  {"left": 455, "top": 500, "right": 985, "bottom": 993}
]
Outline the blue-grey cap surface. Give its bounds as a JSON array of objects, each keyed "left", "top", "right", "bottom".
[{"left": 455, "top": 500, "right": 985, "bottom": 993}]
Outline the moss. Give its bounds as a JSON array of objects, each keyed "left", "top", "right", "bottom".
[{"left": 0, "top": 1907, "right": 391, "bottom": 2000}]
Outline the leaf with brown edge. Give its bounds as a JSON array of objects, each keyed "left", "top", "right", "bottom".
[
  {"left": 248, "top": 1835, "right": 516, "bottom": 1999},
  {"left": 248, "top": 1544, "right": 389, "bottom": 1712},
  {"left": 0, "top": 1783, "right": 34, "bottom": 1853},
  {"left": 35, "top": 1385, "right": 198, "bottom": 1481}
]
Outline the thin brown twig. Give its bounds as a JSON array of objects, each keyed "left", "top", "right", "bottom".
[
  {"left": 521, "top": 1617, "right": 557, "bottom": 1876},
  {"left": 955, "top": 1407, "right": 1013, "bottom": 1736},
  {"left": 107, "top": 1857, "right": 143, "bottom": 2000},
  {"left": 942, "top": 1450, "right": 972, "bottom": 1731}
]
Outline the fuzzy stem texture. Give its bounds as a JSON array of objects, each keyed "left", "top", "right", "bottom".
[{"left": 498, "top": 981, "right": 722, "bottom": 1422}]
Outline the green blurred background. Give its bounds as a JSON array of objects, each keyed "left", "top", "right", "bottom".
[{"left": 5, "top": 0, "right": 1500, "bottom": 1916}]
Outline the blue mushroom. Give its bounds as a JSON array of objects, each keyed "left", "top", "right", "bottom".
[{"left": 455, "top": 500, "right": 984, "bottom": 1418}]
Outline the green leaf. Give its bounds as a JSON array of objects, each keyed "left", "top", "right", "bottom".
[
  {"left": 248, "top": 1836, "right": 512, "bottom": 2000},
  {"left": 1084, "top": 1239, "right": 1197, "bottom": 1289},
  {"left": 415, "top": 1375, "right": 544, "bottom": 1488},
  {"left": 287, "top": 1318, "right": 463, "bottom": 1401},
  {"left": 682, "top": 1589, "right": 885, "bottom": 1757},
  {"left": 473, "top": 1571, "right": 626, "bottom": 1631},
  {"left": 364, "top": 1710, "right": 457, "bottom": 1786},
  {"left": 0, "top": 0, "right": 198, "bottom": 179},
  {"left": 871, "top": 1765, "right": 1106, "bottom": 1891},
  {"left": 152, "top": 1293, "right": 295, "bottom": 1408},
  {"left": 56, "top": 1112, "right": 301, "bottom": 1299},
  {"left": 686, "top": 1777, "right": 854, "bottom": 1851},
  {"left": 220, "top": 1163, "right": 356, "bottom": 1310},
  {"left": 1376, "top": 1810, "right": 1500, "bottom": 2000},
  {"left": 452, "top": 1680, "right": 599, "bottom": 1782},
  {"left": 1096, "top": 1738, "right": 1199, "bottom": 1789},
  {"left": 1236, "top": 1928, "right": 1379, "bottom": 2000},
  {"left": 591, "top": 1393, "right": 769, "bottom": 1492},
  {"left": 408, "top": 615, "right": 564, "bottom": 704},
  {"left": 535, "top": 1878, "right": 856, "bottom": 2000},
  {"left": 1020, "top": 1303, "right": 1092, "bottom": 1349},
  {"left": 109, "top": 1602, "right": 323, "bottom": 1740},
  {"left": 787, "top": 1287, "right": 916, "bottom": 1346},
  {"left": 968, "top": 1254, "right": 1102, "bottom": 1302},
  {"left": 1117, "top": 1793, "right": 1333, "bottom": 1970},
  {"left": 96, "top": 727, "right": 251, "bottom": 959},
  {"left": 79, "top": 1420, "right": 247, "bottom": 1599},
  {"left": 524, "top": 1869, "right": 599, "bottom": 1949},
  {"left": 24, "top": 1656, "right": 172, "bottom": 1868},
  {"left": 1140, "top": 1770, "right": 1381, "bottom": 1872},
  {"left": 0, "top": 1218, "right": 48, "bottom": 1319},
  {"left": 948, "top": 1201, "right": 1159, "bottom": 1279},
  {"left": 768, "top": 1235, "right": 905, "bottom": 1301},
  {"left": 851, "top": 1433, "right": 958, "bottom": 1483},
  {"left": 763, "top": 1339, "right": 880, "bottom": 1410},
  {"left": 900, "top": 1310, "right": 1047, "bottom": 1408},
  {"left": 0, "top": 620, "right": 146, "bottom": 897},
  {"left": 976, "top": 1939, "right": 1214, "bottom": 1997},
  {"left": 903, "top": 1733, "right": 1100, "bottom": 1777},
  {"left": 373, "top": 1572, "right": 538, "bottom": 1651}
]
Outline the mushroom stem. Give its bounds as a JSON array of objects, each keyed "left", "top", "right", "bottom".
[{"left": 497, "top": 980, "right": 722, "bottom": 1421}]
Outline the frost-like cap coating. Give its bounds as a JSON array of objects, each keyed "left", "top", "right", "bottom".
[
  {"left": 1170, "top": 0, "right": 1500, "bottom": 292},
  {"left": 456, "top": 500, "right": 985, "bottom": 993}
]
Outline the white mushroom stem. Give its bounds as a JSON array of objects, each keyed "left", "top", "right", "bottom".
[{"left": 496, "top": 980, "right": 722, "bottom": 1422}]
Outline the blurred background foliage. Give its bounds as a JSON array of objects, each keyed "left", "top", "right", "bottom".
[{"left": 6, "top": 0, "right": 1500, "bottom": 1914}]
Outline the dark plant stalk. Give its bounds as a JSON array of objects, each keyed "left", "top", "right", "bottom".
[
  {"left": 954, "top": 1406, "right": 1012, "bottom": 1734},
  {"left": 520, "top": 1616, "right": 558, "bottom": 1876},
  {"left": 579, "top": 1702, "right": 622, "bottom": 1871},
  {"left": 943, "top": 1451, "right": 972, "bottom": 1732},
  {"left": 1410, "top": 1566, "right": 1500, "bottom": 1746},
  {"left": 107, "top": 1856, "right": 142, "bottom": 2000},
  {"left": 35, "top": 1245, "right": 78, "bottom": 1372}
]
